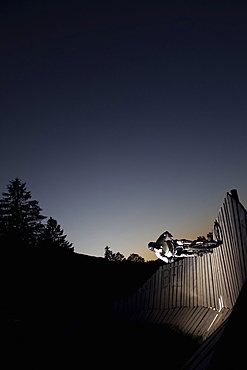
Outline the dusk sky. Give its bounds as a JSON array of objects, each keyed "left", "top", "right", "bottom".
[{"left": 1, "top": 0, "right": 247, "bottom": 260}]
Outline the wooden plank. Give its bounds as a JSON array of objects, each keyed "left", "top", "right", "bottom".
[
  {"left": 148, "top": 273, "right": 155, "bottom": 310},
  {"left": 228, "top": 195, "right": 243, "bottom": 299},
  {"left": 181, "top": 258, "right": 187, "bottom": 307},
  {"left": 193, "top": 257, "right": 199, "bottom": 307},
  {"left": 145, "top": 309, "right": 157, "bottom": 323},
  {"left": 164, "top": 306, "right": 181, "bottom": 326},
  {"left": 197, "top": 251, "right": 203, "bottom": 306},
  {"left": 180, "top": 307, "right": 198, "bottom": 332},
  {"left": 147, "top": 276, "right": 154, "bottom": 310},
  {"left": 155, "top": 267, "right": 162, "bottom": 309},
  {"left": 196, "top": 309, "right": 218, "bottom": 338},
  {"left": 172, "top": 263, "right": 179, "bottom": 308},
  {"left": 228, "top": 196, "right": 243, "bottom": 294},
  {"left": 219, "top": 203, "right": 235, "bottom": 307},
  {"left": 212, "top": 249, "right": 221, "bottom": 309},
  {"left": 160, "top": 308, "right": 175, "bottom": 324},
  {"left": 240, "top": 206, "right": 247, "bottom": 273},
  {"left": 239, "top": 205, "right": 247, "bottom": 273},
  {"left": 219, "top": 207, "right": 232, "bottom": 307},
  {"left": 209, "top": 250, "right": 217, "bottom": 309},
  {"left": 189, "top": 258, "right": 195, "bottom": 306},
  {"left": 143, "top": 279, "right": 150, "bottom": 311},
  {"left": 183, "top": 307, "right": 204, "bottom": 333},
  {"left": 191, "top": 308, "right": 213, "bottom": 337},
  {"left": 169, "top": 264, "right": 175, "bottom": 309},
  {"left": 172, "top": 307, "right": 186, "bottom": 327},
  {"left": 228, "top": 197, "right": 243, "bottom": 301},
  {"left": 212, "top": 226, "right": 222, "bottom": 309},
  {"left": 163, "top": 265, "right": 170, "bottom": 309},
  {"left": 157, "top": 309, "right": 169, "bottom": 324},
  {"left": 175, "top": 267, "right": 180, "bottom": 307},
  {"left": 205, "top": 254, "right": 213, "bottom": 309},
  {"left": 190, "top": 308, "right": 208, "bottom": 334},
  {"left": 148, "top": 309, "right": 161, "bottom": 324},
  {"left": 140, "top": 309, "right": 153, "bottom": 323},
  {"left": 221, "top": 200, "right": 234, "bottom": 304},
  {"left": 177, "top": 262, "right": 183, "bottom": 305},
  {"left": 186, "top": 259, "right": 192, "bottom": 307},
  {"left": 160, "top": 267, "right": 166, "bottom": 309},
  {"left": 136, "top": 285, "right": 142, "bottom": 312},
  {"left": 201, "top": 254, "right": 208, "bottom": 307},
  {"left": 231, "top": 197, "right": 246, "bottom": 283},
  {"left": 153, "top": 309, "right": 166, "bottom": 324},
  {"left": 204, "top": 255, "right": 211, "bottom": 308},
  {"left": 137, "top": 309, "right": 148, "bottom": 323},
  {"left": 170, "top": 263, "right": 176, "bottom": 308}
]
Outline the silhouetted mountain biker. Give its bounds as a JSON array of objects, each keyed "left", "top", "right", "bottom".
[
  {"left": 148, "top": 230, "right": 220, "bottom": 263},
  {"left": 148, "top": 231, "right": 182, "bottom": 263}
]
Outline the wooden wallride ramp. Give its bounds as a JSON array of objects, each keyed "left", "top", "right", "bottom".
[{"left": 113, "top": 190, "right": 247, "bottom": 340}]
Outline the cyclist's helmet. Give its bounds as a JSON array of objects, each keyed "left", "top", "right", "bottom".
[{"left": 148, "top": 242, "right": 156, "bottom": 251}]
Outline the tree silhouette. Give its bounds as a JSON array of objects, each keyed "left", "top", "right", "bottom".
[
  {"left": 104, "top": 246, "right": 125, "bottom": 262},
  {"left": 39, "top": 217, "right": 74, "bottom": 251},
  {"left": 104, "top": 247, "right": 145, "bottom": 262},
  {"left": 114, "top": 251, "right": 125, "bottom": 262},
  {"left": 104, "top": 246, "right": 114, "bottom": 261},
  {"left": 127, "top": 253, "right": 145, "bottom": 262},
  {"left": 0, "top": 178, "right": 46, "bottom": 246}
]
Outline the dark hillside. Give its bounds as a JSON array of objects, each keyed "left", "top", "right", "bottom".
[
  {"left": 0, "top": 248, "right": 161, "bottom": 335},
  {"left": 0, "top": 248, "right": 198, "bottom": 368}
]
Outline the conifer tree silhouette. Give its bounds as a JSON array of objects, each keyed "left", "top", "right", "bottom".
[
  {"left": 0, "top": 178, "right": 46, "bottom": 246},
  {"left": 39, "top": 217, "right": 74, "bottom": 251}
]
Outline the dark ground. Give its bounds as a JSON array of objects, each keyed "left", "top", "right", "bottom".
[
  {"left": 0, "top": 248, "right": 200, "bottom": 368},
  {"left": 208, "top": 279, "right": 247, "bottom": 369}
]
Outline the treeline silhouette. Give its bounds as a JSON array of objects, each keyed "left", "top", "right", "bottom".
[
  {"left": 0, "top": 178, "right": 73, "bottom": 251},
  {"left": 104, "top": 245, "right": 145, "bottom": 262},
  {"left": 0, "top": 179, "right": 199, "bottom": 368}
]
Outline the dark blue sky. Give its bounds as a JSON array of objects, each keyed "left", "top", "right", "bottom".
[{"left": 1, "top": 0, "right": 247, "bottom": 259}]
